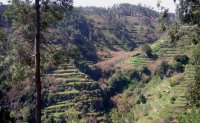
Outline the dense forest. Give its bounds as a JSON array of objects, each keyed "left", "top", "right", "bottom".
[{"left": 0, "top": 0, "right": 200, "bottom": 123}]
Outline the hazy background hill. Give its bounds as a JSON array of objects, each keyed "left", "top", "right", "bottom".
[{"left": 57, "top": 4, "right": 164, "bottom": 62}]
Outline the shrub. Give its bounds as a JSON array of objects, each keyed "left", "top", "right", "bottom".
[
  {"left": 129, "top": 70, "right": 141, "bottom": 81},
  {"left": 0, "top": 106, "right": 15, "bottom": 123},
  {"left": 141, "top": 43, "right": 152, "bottom": 57},
  {"left": 57, "top": 86, "right": 65, "bottom": 92},
  {"left": 170, "top": 96, "right": 176, "bottom": 104},
  {"left": 170, "top": 75, "right": 184, "bottom": 87},
  {"left": 173, "top": 62, "right": 184, "bottom": 73},
  {"left": 53, "top": 45, "right": 81, "bottom": 66},
  {"left": 132, "top": 53, "right": 140, "bottom": 57},
  {"left": 136, "top": 100, "right": 141, "bottom": 104},
  {"left": 11, "top": 63, "right": 31, "bottom": 81},
  {"left": 142, "top": 66, "right": 151, "bottom": 76},
  {"left": 157, "top": 61, "right": 170, "bottom": 79},
  {"left": 137, "top": 94, "right": 146, "bottom": 104},
  {"left": 75, "top": 61, "right": 101, "bottom": 81},
  {"left": 140, "top": 94, "right": 147, "bottom": 104},
  {"left": 66, "top": 108, "right": 86, "bottom": 123},
  {"left": 158, "top": 93, "right": 162, "bottom": 99},
  {"left": 174, "top": 55, "right": 189, "bottom": 65},
  {"left": 178, "top": 109, "right": 200, "bottom": 123},
  {"left": 110, "top": 108, "right": 134, "bottom": 123},
  {"left": 108, "top": 73, "right": 130, "bottom": 94}
]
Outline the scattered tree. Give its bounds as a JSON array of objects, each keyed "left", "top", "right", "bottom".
[
  {"left": 174, "top": 55, "right": 189, "bottom": 65},
  {"left": 137, "top": 94, "right": 146, "bottom": 104},
  {"left": 141, "top": 43, "right": 152, "bottom": 57},
  {"left": 157, "top": 61, "right": 170, "bottom": 79},
  {"left": 108, "top": 73, "right": 130, "bottom": 94}
]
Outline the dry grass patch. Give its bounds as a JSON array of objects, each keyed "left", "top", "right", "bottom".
[{"left": 96, "top": 50, "right": 134, "bottom": 71}]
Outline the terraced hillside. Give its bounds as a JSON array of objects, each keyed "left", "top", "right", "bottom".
[
  {"left": 131, "top": 63, "right": 195, "bottom": 123},
  {"left": 42, "top": 63, "right": 104, "bottom": 122},
  {"left": 121, "top": 40, "right": 193, "bottom": 71},
  {"left": 104, "top": 38, "right": 195, "bottom": 122},
  {"left": 152, "top": 40, "right": 193, "bottom": 57}
]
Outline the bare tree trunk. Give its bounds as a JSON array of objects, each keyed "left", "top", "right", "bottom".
[{"left": 35, "top": 0, "right": 41, "bottom": 122}]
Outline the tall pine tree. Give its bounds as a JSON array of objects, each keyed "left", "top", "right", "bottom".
[{"left": 6, "top": 0, "right": 73, "bottom": 122}]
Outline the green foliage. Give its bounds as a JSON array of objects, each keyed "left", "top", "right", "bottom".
[
  {"left": 5, "top": 0, "right": 72, "bottom": 28},
  {"left": 188, "top": 27, "right": 200, "bottom": 45},
  {"left": 160, "top": 23, "right": 167, "bottom": 32},
  {"left": 110, "top": 108, "right": 134, "bottom": 123},
  {"left": 138, "top": 94, "right": 146, "bottom": 104},
  {"left": 142, "top": 66, "right": 151, "bottom": 76},
  {"left": 4, "top": 0, "right": 73, "bottom": 70},
  {"left": 187, "top": 44, "right": 200, "bottom": 107},
  {"left": 0, "top": 106, "right": 15, "bottom": 123},
  {"left": 129, "top": 69, "right": 141, "bottom": 81},
  {"left": 174, "top": 55, "right": 189, "bottom": 65},
  {"left": 172, "top": 62, "right": 184, "bottom": 73},
  {"left": 169, "top": 75, "right": 183, "bottom": 87},
  {"left": 176, "top": 0, "right": 200, "bottom": 26},
  {"left": 66, "top": 109, "right": 86, "bottom": 123},
  {"left": 53, "top": 45, "right": 80, "bottom": 66},
  {"left": 158, "top": 92, "right": 162, "bottom": 99},
  {"left": 141, "top": 43, "right": 152, "bottom": 57},
  {"left": 178, "top": 108, "right": 200, "bottom": 123},
  {"left": 75, "top": 61, "right": 101, "bottom": 81},
  {"left": 108, "top": 73, "right": 131, "bottom": 94},
  {"left": 170, "top": 96, "right": 176, "bottom": 104},
  {"left": 157, "top": 61, "right": 170, "bottom": 79},
  {"left": 11, "top": 63, "right": 32, "bottom": 82},
  {"left": 168, "top": 23, "right": 180, "bottom": 43}
]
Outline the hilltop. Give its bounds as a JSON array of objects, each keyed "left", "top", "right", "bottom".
[{"left": 56, "top": 4, "right": 164, "bottom": 62}]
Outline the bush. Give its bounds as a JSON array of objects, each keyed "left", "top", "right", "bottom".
[
  {"left": 110, "top": 108, "right": 134, "bottom": 123},
  {"left": 129, "top": 70, "right": 141, "bottom": 81},
  {"left": 170, "top": 96, "right": 176, "bottom": 104},
  {"left": 11, "top": 63, "right": 31, "bottom": 82},
  {"left": 170, "top": 76, "right": 182, "bottom": 87},
  {"left": 0, "top": 106, "right": 15, "bottom": 123},
  {"left": 174, "top": 55, "right": 189, "bottom": 65},
  {"left": 157, "top": 61, "right": 170, "bottom": 79},
  {"left": 66, "top": 109, "right": 86, "bottom": 123},
  {"left": 53, "top": 45, "right": 81, "bottom": 65},
  {"left": 142, "top": 66, "right": 151, "bottom": 76},
  {"left": 108, "top": 73, "right": 130, "bottom": 94},
  {"left": 140, "top": 94, "right": 147, "bottom": 104},
  {"left": 141, "top": 43, "right": 152, "bottom": 57},
  {"left": 158, "top": 93, "right": 162, "bottom": 99},
  {"left": 137, "top": 94, "right": 146, "bottom": 104},
  {"left": 173, "top": 62, "right": 184, "bottom": 73},
  {"left": 178, "top": 109, "right": 200, "bottom": 123},
  {"left": 75, "top": 61, "right": 101, "bottom": 81}
]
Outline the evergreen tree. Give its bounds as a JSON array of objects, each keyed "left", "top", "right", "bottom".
[
  {"left": 176, "top": 0, "right": 200, "bottom": 26},
  {"left": 188, "top": 44, "right": 200, "bottom": 107},
  {"left": 5, "top": 0, "right": 73, "bottom": 122}
]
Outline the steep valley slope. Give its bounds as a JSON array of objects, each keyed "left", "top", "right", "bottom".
[
  {"left": 42, "top": 63, "right": 105, "bottom": 122},
  {"left": 1, "top": 3, "right": 196, "bottom": 123}
]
